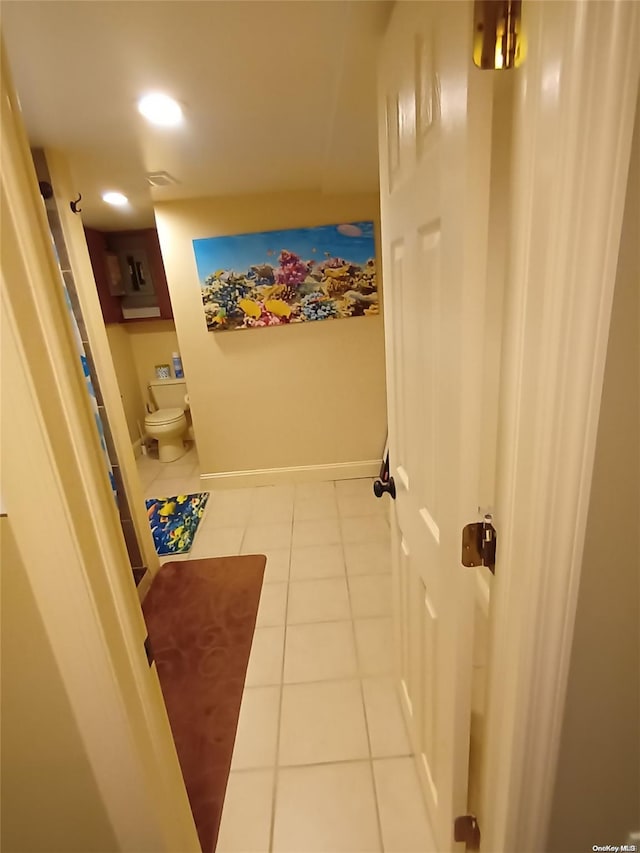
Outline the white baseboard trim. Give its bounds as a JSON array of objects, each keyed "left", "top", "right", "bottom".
[
  {"left": 136, "top": 569, "right": 153, "bottom": 603},
  {"left": 199, "top": 460, "right": 381, "bottom": 489},
  {"left": 131, "top": 438, "right": 143, "bottom": 459}
]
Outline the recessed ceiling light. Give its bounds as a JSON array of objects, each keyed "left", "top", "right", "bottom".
[
  {"left": 137, "top": 93, "right": 183, "bottom": 127},
  {"left": 102, "top": 191, "right": 128, "bottom": 206}
]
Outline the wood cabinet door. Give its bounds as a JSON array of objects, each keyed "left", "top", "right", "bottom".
[
  {"left": 84, "top": 227, "right": 123, "bottom": 324},
  {"left": 142, "top": 229, "right": 173, "bottom": 320},
  {"left": 85, "top": 227, "right": 173, "bottom": 323}
]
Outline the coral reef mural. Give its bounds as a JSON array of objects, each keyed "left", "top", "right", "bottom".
[{"left": 192, "top": 221, "right": 378, "bottom": 331}]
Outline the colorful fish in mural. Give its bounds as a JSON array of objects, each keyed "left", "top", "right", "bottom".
[{"left": 193, "top": 221, "right": 378, "bottom": 332}]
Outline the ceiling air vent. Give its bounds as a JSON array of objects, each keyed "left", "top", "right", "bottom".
[{"left": 146, "top": 171, "right": 179, "bottom": 188}]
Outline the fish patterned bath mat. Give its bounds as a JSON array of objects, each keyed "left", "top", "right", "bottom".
[{"left": 145, "top": 492, "right": 210, "bottom": 556}]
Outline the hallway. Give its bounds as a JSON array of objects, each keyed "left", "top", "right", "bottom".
[{"left": 138, "top": 451, "right": 435, "bottom": 852}]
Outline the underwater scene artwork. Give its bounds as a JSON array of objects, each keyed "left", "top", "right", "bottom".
[{"left": 193, "top": 221, "right": 378, "bottom": 331}]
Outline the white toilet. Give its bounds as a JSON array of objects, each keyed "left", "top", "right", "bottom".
[{"left": 145, "top": 378, "right": 189, "bottom": 462}]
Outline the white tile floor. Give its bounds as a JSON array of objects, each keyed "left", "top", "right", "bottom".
[{"left": 139, "top": 447, "right": 436, "bottom": 853}]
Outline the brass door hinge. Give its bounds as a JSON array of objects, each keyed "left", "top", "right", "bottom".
[
  {"left": 454, "top": 814, "right": 481, "bottom": 850},
  {"left": 462, "top": 514, "right": 496, "bottom": 574},
  {"left": 472, "top": 0, "right": 524, "bottom": 70}
]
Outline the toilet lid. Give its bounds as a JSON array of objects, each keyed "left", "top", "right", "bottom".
[{"left": 145, "top": 407, "right": 184, "bottom": 426}]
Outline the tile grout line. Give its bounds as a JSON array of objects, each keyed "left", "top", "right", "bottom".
[
  {"left": 283, "top": 612, "right": 392, "bottom": 629},
  {"left": 339, "top": 479, "right": 387, "bottom": 853},
  {"left": 223, "top": 487, "right": 279, "bottom": 848},
  {"left": 277, "top": 672, "right": 406, "bottom": 690},
  {"left": 267, "top": 510, "right": 294, "bottom": 853},
  {"left": 232, "top": 752, "right": 412, "bottom": 773},
  {"left": 235, "top": 488, "right": 259, "bottom": 599}
]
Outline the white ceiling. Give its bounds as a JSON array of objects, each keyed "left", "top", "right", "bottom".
[{"left": 3, "top": 0, "right": 391, "bottom": 229}]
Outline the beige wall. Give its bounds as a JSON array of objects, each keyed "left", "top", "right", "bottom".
[
  {"left": 155, "top": 192, "right": 387, "bottom": 477},
  {"left": 546, "top": 95, "right": 640, "bottom": 852},
  {"left": 1, "top": 518, "right": 119, "bottom": 853},
  {"left": 125, "top": 319, "right": 180, "bottom": 409},
  {"left": 105, "top": 323, "right": 147, "bottom": 445}
]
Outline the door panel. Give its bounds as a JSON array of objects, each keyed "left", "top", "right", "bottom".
[
  {"left": 419, "top": 578, "right": 439, "bottom": 802},
  {"left": 415, "top": 223, "right": 441, "bottom": 527},
  {"left": 390, "top": 239, "right": 408, "bottom": 469},
  {"left": 379, "top": 2, "right": 494, "bottom": 848},
  {"left": 398, "top": 536, "right": 413, "bottom": 714}
]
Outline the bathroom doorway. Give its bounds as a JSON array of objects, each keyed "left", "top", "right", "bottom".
[
  {"left": 33, "top": 147, "right": 203, "bottom": 584},
  {"left": 94, "top": 260, "right": 205, "bottom": 566},
  {"left": 82, "top": 220, "right": 204, "bottom": 554},
  {"left": 104, "top": 323, "right": 200, "bottom": 491}
]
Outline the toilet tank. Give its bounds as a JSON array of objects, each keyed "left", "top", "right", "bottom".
[{"left": 148, "top": 378, "right": 187, "bottom": 410}]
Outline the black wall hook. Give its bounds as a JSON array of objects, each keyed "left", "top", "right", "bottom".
[{"left": 70, "top": 193, "right": 82, "bottom": 214}]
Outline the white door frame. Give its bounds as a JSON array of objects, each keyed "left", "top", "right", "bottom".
[
  {"left": 2, "top": 1, "right": 638, "bottom": 847},
  {"left": 482, "top": 2, "right": 640, "bottom": 850},
  {"left": 1, "top": 49, "right": 200, "bottom": 851}
]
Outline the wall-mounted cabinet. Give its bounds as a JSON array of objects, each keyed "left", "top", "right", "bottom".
[{"left": 85, "top": 227, "right": 173, "bottom": 324}]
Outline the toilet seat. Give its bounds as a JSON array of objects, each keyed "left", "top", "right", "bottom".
[{"left": 145, "top": 407, "right": 185, "bottom": 426}]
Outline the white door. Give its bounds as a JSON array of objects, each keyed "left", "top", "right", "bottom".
[{"left": 378, "top": 2, "right": 495, "bottom": 849}]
